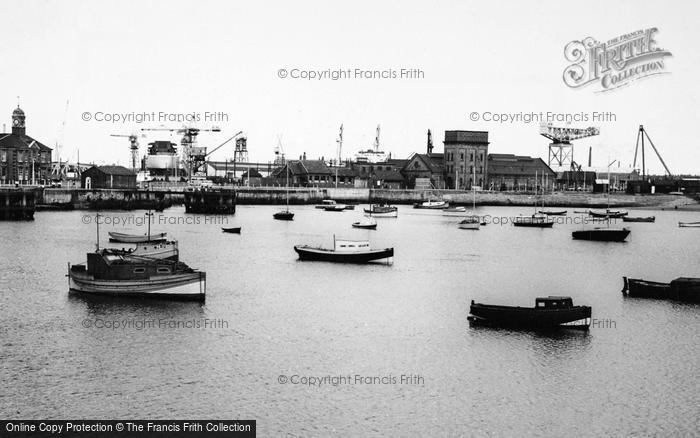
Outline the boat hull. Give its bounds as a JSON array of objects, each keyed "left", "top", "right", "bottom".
[
  {"left": 69, "top": 269, "right": 206, "bottom": 301},
  {"left": 221, "top": 227, "right": 241, "bottom": 233},
  {"left": 469, "top": 303, "right": 591, "bottom": 329},
  {"left": 513, "top": 221, "right": 554, "bottom": 228},
  {"left": 414, "top": 202, "right": 448, "bottom": 209},
  {"left": 364, "top": 209, "right": 398, "bottom": 218},
  {"left": 108, "top": 232, "right": 167, "bottom": 243},
  {"left": 538, "top": 210, "right": 567, "bottom": 216},
  {"left": 273, "top": 211, "right": 294, "bottom": 220},
  {"left": 622, "top": 217, "right": 655, "bottom": 223},
  {"left": 572, "top": 228, "right": 630, "bottom": 242},
  {"left": 352, "top": 222, "right": 377, "bottom": 229},
  {"left": 678, "top": 222, "right": 700, "bottom": 228},
  {"left": 294, "top": 246, "right": 393, "bottom": 263},
  {"left": 623, "top": 277, "right": 700, "bottom": 302}
]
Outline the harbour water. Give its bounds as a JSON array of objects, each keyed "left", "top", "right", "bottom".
[{"left": 1, "top": 206, "right": 698, "bottom": 436}]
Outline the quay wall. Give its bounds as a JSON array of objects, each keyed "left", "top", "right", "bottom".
[{"left": 36, "top": 187, "right": 696, "bottom": 209}]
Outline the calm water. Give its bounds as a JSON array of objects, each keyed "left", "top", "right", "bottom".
[{"left": 1, "top": 205, "right": 699, "bottom": 436}]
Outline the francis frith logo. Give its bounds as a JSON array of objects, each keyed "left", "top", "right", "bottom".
[{"left": 563, "top": 28, "right": 672, "bottom": 92}]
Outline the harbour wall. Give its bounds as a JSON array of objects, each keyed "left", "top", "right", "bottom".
[{"left": 37, "top": 187, "right": 696, "bottom": 209}]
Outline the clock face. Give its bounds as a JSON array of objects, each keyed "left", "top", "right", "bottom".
[{"left": 12, "top": 119, "right": 19, "bottom": 126}]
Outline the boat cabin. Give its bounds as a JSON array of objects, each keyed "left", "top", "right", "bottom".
[
  {"left": 72, "top": 251, "right": 186, "bottom": 280},
  {"left": 334, "top": 239, "right": 371, "bottom": 252},
  {"left": 535, "top": 296, "right": 574, "bottom": 309}
]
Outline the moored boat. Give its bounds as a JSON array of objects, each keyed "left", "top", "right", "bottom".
[
  {"left": 108, "top": 231, "right": 167, "bottom": 243},
  {"left": 623, "top": 276, "right": 700, "bottom": 302},
  {"left": 678, "top": 221, "right": 700, "bottom": 228},
  {"left": 323, "top": 204, "right": 346, "bottom": 212},
  {"left": 572, "top": 228, "right": 630, "bottom": 242},
  {"left": 274, "top": 166, "right": 295, "bottom": 221},
  {"left": 111, "top": 240, "right": 179, "bottom": 261},
  {"left": 458, "top": 216, "right": 480, "bottom": 230},
  {"left": 315, "top": 199, "right": 339, "bottom": 209},
  {"left": 273, "top": 211, "right": 294, "bottom": 220},
  {"left": 443, "top": 206, "right": 468, "bottom": 216},
  {"left": 352, "top": 217, "right": 377, "bottom": 229},
  {"left": 589, "top": 209, "right": 628, "bottom": 218},
  {"left": 622, "top": 216, "right": 655, "bottom": 223},
  {"left": 538, "top": 209, "right": 567, "bottom": 216},
  {"left": 468, "top": 297, "right": 591, "bottom": 329},
  {"left": 364, "top": 204, "right": 398, "bottom": 218},
  {"left": 513, "top": 214, "right": 554, "bottom": 228},
  {"left": 294, "top": 237, "right": 393, "bottom": 263},
  {"left": 222, "top": 227, "right": 242, "bottom": 233},
  {"left": 413, "top": 200, "right": 448, "bottom": 209},
  {"left": 68, "top": 250, "right": 206, "bottom": 301}
]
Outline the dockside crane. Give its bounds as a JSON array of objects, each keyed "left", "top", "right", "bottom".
[
  {"left": 633, "top": 125, "right": 671, "bottom": 178},
  {"left": 110, "top": 133, "right": 143, "bottom": 172},
  {"left": 274, "top": 135, "right": 286, "bottom": 166},
  {"left": 540, "top": 123, "right": 600, "bottom": 169}
]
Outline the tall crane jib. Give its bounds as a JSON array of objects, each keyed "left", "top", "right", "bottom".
[{"left": 539, "top": 123, "right": 600, "bottom": 169}]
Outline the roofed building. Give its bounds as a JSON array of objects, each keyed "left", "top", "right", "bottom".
[
  {"left": 402, "top": 153, "right": 445, "bottom": 189},
  {"left": 0, "top": 106, "right": 52, "bottom": 185},
  {"left": 487, "top": 154, "right": 556, "bottom": 191},
  {"left": 82, "top": 165, "right": 137, "bottom": 189},
  {"left": 271, "top": 160, "right": 333, "bottom": 187}
]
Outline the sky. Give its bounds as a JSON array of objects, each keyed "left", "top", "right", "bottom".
[{"left": 1, "top": 0, "right": 699, "bottom": 174}]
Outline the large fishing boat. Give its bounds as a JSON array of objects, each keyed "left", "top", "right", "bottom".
[
  {"left": 68, "top": 250, "right": 206, "bottom": 301},
  {"left": 468, "top": 297, "right": 591, "bottom": 329},
  {"left": 294, "top": 237, "right": 393, "bottom": 263}
]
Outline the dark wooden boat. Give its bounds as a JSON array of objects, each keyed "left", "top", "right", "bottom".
[
  {"left": 108, "top": 231, "right": 167, "bottom": 243},
  {"left": 623, "top": 277, "right": 700, "bottom": 302},
  {"left": 68, "top": 250, "right": 206, "bottom": 301},
  {"left": 572, "top": 228, "right": 630, "bottom": 242},
  {"left": 589, "top": 209, "right": 628, "bottom": 218},
  {"left": 273, "top": 210, "right": 294, "bottom": 220},
  {"left": 513, "top": 214, "right": 554, "bottom": 228},
  {"left": 538, "top": 209, "right": 567, "bottom": 216},
  {"left": 294, "top": 238, "right": 393, "bottom": 263},
  {"left": 221, "top": 227, "right": 241, "bottom": 233},
  {"left": 622, "top": 216, "right": 655, "bottom": 223},
  {"left": 468, "top": 296, "right": 591, "bottom": 329}
]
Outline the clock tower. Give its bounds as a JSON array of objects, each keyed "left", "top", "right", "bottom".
[{"left": 12, "top": 106, "right": 26, "bottom": 136}]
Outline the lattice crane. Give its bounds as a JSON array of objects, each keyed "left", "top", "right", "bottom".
[{"left": 540, "top": 123, "right": 600, "bottom": 169}]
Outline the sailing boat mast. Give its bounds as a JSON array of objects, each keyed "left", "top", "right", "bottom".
[
  {"left": 285, "top": 164, "right": 290, "bottom": 211},
  {"left": 95, "top": 211, "right": 100, "bottom": 251}
]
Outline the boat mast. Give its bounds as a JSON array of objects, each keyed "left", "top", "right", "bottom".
[
  {"left": 286, "top": 164, "right": 290, "bottom": 211},
  {"left": 95, "top": 211, "right": 100, "bottom": 251},
  {"left": 472, "top": 159, "right": 476, "bottom": 211}
]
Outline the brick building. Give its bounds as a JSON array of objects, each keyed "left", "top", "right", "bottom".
[{"left": 0, "top": 106, "right": 52, "bottom": 185}]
